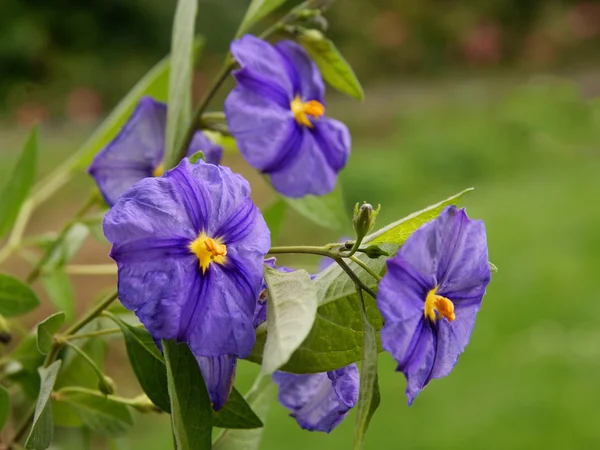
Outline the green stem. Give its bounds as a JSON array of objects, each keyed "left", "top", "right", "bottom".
[
  {"left": 333, "top": 258, "right": 378, "bottom": 301},
  {"left": 268, "top": 245, "right": 335, "bottom": 259},
  {"left": 63, "top": 291, "right": 119, "bottom": 337},
  {"left": 0, "top": 199, "right": 33, "bottom": 265},
  {"left": 26, "top": 193, "right": 98, "bottom": 283},
  {"left": 348, "top": 255, "right": 382, "bottom": 282},
  {"left": 63, "top": 341, "right": 106, "bottom": 385},
  {"left": 59, "top": 327, "right": 129, "bottom": 342},
  {"left": 65, "top": 264, "right": 116, "bottom": 276},
  {"left": 55, "top": 387, "right": 155, "bottom": 410}
]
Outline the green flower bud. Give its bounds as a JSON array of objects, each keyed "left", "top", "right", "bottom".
[
  {"left": 352, "top": 202, "right": 381, "bottom": 244},
  {"left": 360, "top": 245, "right": 389, "bottom": 259},
  {"left": 99, "top": 376, "right": 116, "bottom": 395},
  {"left": 0, "top": 315, "right": 11, "bottom": 345}
]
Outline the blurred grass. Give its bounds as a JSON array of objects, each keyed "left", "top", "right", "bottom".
[{"left": 3, "top": 75, "right": 600, "bottom": 449}]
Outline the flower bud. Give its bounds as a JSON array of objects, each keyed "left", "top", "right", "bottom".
[
  {"left": 98, "top": 376, "right": 116, "bottom": 395},
  {"left": 298, "top": 28, "right": 325, "bottom": 44},
  {"left": 352, "top": 202, "right": 380, "bottom": 244},
  {"left": 0, "top": 315, "right": 11, "bottom": 345},
  {"left": 360, "top": 245, "right": 389, "bottom": 259}
]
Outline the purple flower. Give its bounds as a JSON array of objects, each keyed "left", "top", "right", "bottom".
[
  {"left": 225, "top": 35, "right": 351, "bottom": 198},
  {"left": 272, "top": 365, "right": 359, "bottom": 433},
  {"left": 377, "top": 206, "right": 491, "bottom": 405},
  {"left": 103, "top": 159, "right": 270, "bottom": 408},
  {"left": 256, "top": 258, "right": 359, "bottom": 432},
  {"left": 196, "top": 354, "right": 238, "bottom": 410},
  {"left": 89, "top": 97, "right": 223, "bottom": 206}
]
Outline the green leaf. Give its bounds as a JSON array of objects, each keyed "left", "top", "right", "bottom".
[
  {"left": 163, "top": 340, "right": 213, "bottom": 450},
  {"left": 261, "top": 266, "right": 318, "bottom": 374},
  {"left": 0, "top": 273, "right": 40, "bottom": 317},
  {"left": 164, "top": 0, "right": 198, "bottom": 168},
  {"left": 298, "top": 32, "right": 364, "bottom": 101},
  {"left": 41, "top": 271, "right": 76, "bottom": 322},
  {"left": 367, "top": 188, "right": 473, "bottom": 245},
  {"left": 43, "top": 223, "right": 89, "bottom": 271},
  {"left": 25, "top": 360, "right": 62, "bottom": 450},
  {"left": 36, "top": 312, "right": 65, "bottom": 355},
  {"left": 0, "top": 125, "right": 38, "bottom": 239},
  {"left": 353, "top": 295, "right": 380, "bottom": 450},
  {"left": 212, "top": 375, "right": 275, "bottom": 450},
  {"left": 72, "top": 41, "right": 203, "bottom": 171},
  {"left": 57, "top": 390, "right": 134, "bottom": 437},
  {"left": 213, "top": 387, "right": 263, "bottom": 430},
  {"left": 236, "top": 0, "right": 287, "bottom": 37},
  {"left": 262, "top": 199, "right": 287, "bottom": 242},
  {"left": 108, "top": 314, "right": 170, "bottom": 412},
  {"left": 0, "top": 385, "right": 9, "bottom": 432},
  {"left": 248, "top": 189, "right": 472, "bottom": 372},
  {"left": 283, "top": 182, "right": 348, "bottom": 231}
]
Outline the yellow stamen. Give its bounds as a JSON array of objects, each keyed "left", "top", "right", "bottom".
[
  {"left": 189, "top": 233, "right": 227, "bottom": 273},
  {"left": 153, "top": 162, "right": 164, "bottom": 177},
  {"left": 290, "top": 96, "right": 325, "bottom": 128},
  {"left": 424, "top": 287, "right": 456, "bottom": 322}
]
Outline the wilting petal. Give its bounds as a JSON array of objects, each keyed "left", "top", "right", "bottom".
[
  {"left": 275, "top": 40, "right": 324, "bottom": 102},
  {"left": 225, "top": 87, "right": 295, "bottom": 171},
  {"left": 89, "top": 97, "right": 166, "bottom": 205},
  {"left": 231, "top": 35, "right": 294, "bottom": 97},
  {"left": 196, "top": 354, "right": 237, "bottom": 410},
  {"left": 270, "top": 128, "right": 338, "bottom": 197},
  {"left": 187, "top": 131, "right": 223, "bottom": 165},
  {"left": 273, "top": 364, "right": 359, "bottom": 433}
]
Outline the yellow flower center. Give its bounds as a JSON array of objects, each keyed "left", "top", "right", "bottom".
[
  {"left": 153, "top": 162, "right": 164, "bottom": 177},
  {"left": 290, "top": 96, "right": 325, "bottom": 128},
  {"left": 424, "top": 287, "right": 456, "bottom": 323},
  {"left": 189, "top": 233, "right": 227, "bottom": 273}
]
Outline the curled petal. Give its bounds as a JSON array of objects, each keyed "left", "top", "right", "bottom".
[
  {"left": 89, "top": 97, "right": 166, "bottom": 205},
  {"left": 195, "top": 354, "right": 237, "bottom": 411},
  {"left": 231, "top": 35, "right": 294, "bottom": 98},
  {"left": 403, "top": 322, "right": 436, "bottom": 405},
  {"left": 275, "top": 40, "right": 325, "bottom": 102},
  {"left": 313, "top": 118, "right": 351, "bottom": 172},
  {"left": 273, "top": 364, "right": 359, "bottom": 433}
]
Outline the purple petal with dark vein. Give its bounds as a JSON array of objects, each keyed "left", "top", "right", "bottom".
[
  {"left": 230, "top": 35, "right": 294, "bottom": 97},
  {"left": 115, "top": 255, "right": 198, "bottom": 342},
  {"left": 89, "top": 96, "right": 166, "bottom": 205},
  {"left": 233, "top": 68, "right": 291, "bottom": 108},
  {"left": 103, "top": 175, "right": 196, "bottom": 247},
  {"left": 166, "top": 163, "right": 211, "bottom": 232},
  {"left": 186, "top": 254, "right": 260, "bottom": 358},
  {"left": 312, "top": 118, "right": 351, "bottom": 172},
  {"left": 110, "top": 236, "right": 191, "bottom": 263},
  {"left": 260, "top": 121, "right": 303, "bottom": 174},
  {"left": 273, "top": 364, "right": 359, "bottom": 433},
  {"left": 187, "top": 131, "right": 223, "bottom": 165},
  {"left": 269, "top": 127, "right": 338, "bottom": 197},
  {"left": 275, "top": 40, "right": 325, "bottom": 102},
  {"left": 225, "top": 86, "right": 295, "bottom": 172},
  {"left": 215, "top": 198, "right": 257, "bottom": 244},
  {"left": 195, "top": 354, "right": 237, "bottom": 411},
  {"left": 403, "top": 322, "right": 436, "bottom": 405}
]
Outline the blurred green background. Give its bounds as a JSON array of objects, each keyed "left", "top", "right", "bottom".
[{"left": 2, "top": 0, "right": 600, "bottom": 449}]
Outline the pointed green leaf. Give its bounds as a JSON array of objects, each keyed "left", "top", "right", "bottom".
[
  {"left": 236, "top": 0, "right": 287, "bottom": 37},
  {"left": 283, "top": 182, "right": 348, "bottom": 231},
  {"left": 0, "top": 385, "right": 9, "bottom": 432},
  {"left": 109, "top": 314, "right": 170, "bottom": 412},
  {"left": 41, "top": 271, "right": 76, "bottom": 322},
  {"left": 57, "top": 390, "right": 134, "bottom": 437},
  {"left": 163, "top": 340, "right": 212, "bottom": 450},
  {"left": 0, "top": 126, "right": 38, "bottom": 239},
  {"left": 25, "top": 360, "right": 62, "bottom": 449},
  {"left": 36, "top": 312, "right": 65, "bottom": 355},
  {"left": 212, "top": 375, "right": 275, "bottom": 450},
  {"left": 353, "top": 294, "right": 380, "bottom": 450},
  {"left": 0, "top": 273, "right": 40, "bottom": 317},
  {"left": 261, "top": 267, "right": 318, "bottom": 374},
  {"left": 213, "top": 387, "right": 263, "bottom": 430},
  {"left": 188, "top": 151, "right": 206, "bottom": 164},
  {"left": 367, "top": 188, "right": 473, "bottom": 245},
  {"left": 299, "top": 33, "right": 364, "bottom": 100},
  {"left": 164, "top": 0, "right": 198, "bottom": 168},
  {"left": 43, "top": 223, "right": 89, "bottom": 271}
]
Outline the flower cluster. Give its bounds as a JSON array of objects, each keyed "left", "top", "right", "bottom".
[{"left": 92, "top": 31, "right": 491, "bottom": 436}]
